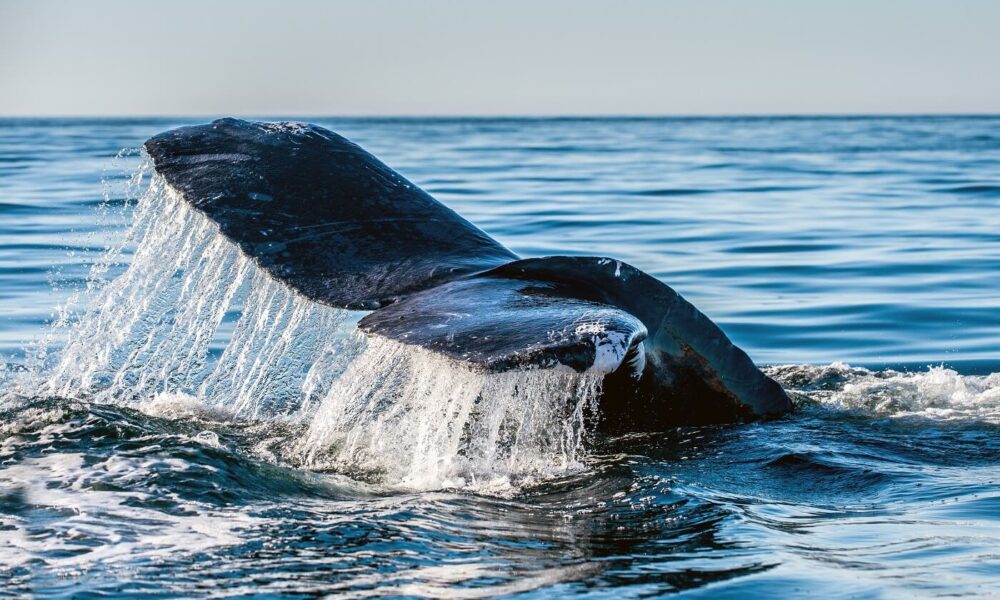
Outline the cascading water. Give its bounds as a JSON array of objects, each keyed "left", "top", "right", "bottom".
[
  {"left": 4, "top": 117, "right": 1000, "bottom": 598},
  {"left": 42, "top": 170, "right": 357, "bottom": 419},
  {"left": 15, "top": 159, "right": 605, "bottom": 490},
  {"left": 297, "top": 337, "right": 602, "bottom": 489}
]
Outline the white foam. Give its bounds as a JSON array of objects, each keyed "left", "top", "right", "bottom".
[
  {"left": 769, "top": 363, "right": 1000, "bottom": 423},
  {"left": 0, "top": 451, "right": 254, "bottom": 572}
]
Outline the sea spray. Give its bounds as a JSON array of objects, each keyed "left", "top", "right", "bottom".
[
  {"left": 2, "top": 152, "right": 152, "bottom": 401},
  {"left": 21, "top": 167, "right": 607, "bottom": 487}
]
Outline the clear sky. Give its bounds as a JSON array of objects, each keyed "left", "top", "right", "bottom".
[{"left": 1, "top": 0, "right": 998, "bottom": 116}]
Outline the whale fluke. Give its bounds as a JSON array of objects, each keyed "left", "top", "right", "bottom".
[
  {"left": 358, "top": 263, "right": 649, "bottom": 374},
  {"left": 144, "top": 118, "right": 791, "bottom": 429},
  {"left": 144, "top": 118, "right": 516, "bottom": 310}
]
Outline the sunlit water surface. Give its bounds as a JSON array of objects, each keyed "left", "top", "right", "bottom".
[{"left": 0, "top": 117, "right": 998, "bottom": 598}]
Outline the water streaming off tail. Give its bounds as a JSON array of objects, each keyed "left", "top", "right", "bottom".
[
  {"left": 295, "top": 337, "right": 603, "bottom": 489},
  {"left": 41, "top": 173, "right": 355, "bottom": 419},
  {"left": 20, "top": 165, "right": 605, "bottom": 488}
]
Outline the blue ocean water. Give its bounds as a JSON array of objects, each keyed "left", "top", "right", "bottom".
[{"left": 0, "top": 117, "right": 998, "bottom": 597}]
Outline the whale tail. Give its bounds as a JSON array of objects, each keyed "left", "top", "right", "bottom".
[
  {"left": 144, "top": 118, "right": 791, "bottom": 428},
  {"left": 144, "top": 118, "right": 517, "bottom": 310}
]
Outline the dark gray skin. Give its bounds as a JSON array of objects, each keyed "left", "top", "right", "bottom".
[
  {"left": 144, "top": 118, "right": 516, "bottom": 310},
  {"left": 145, "top": 118, "right": 791, "bottom": 431}
]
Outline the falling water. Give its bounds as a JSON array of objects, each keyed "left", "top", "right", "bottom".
[
  {"left": 296, "top": 337, "right": 602, "bottom": 489},
  {"left": 42, "top": 172, "right": 356, "bottom": 419},
  {"left": 19, "top": 162, "right": 605, "bottom": 488}
]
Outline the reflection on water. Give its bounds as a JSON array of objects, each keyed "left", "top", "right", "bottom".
[{"left": 0, "top": 117, "right": 998, "bottom": 596}]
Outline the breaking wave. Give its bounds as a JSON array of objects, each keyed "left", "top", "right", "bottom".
[{"left": 768, "top": 362, "right": 1000, "bottom": 423}]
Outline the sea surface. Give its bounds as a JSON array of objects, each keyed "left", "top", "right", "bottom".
[{"left": 0, "top": 116, "right": 998, "bottom": 598}]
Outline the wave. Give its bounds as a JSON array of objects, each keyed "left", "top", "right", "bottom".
[{"left": 768, "top": 362, "right": 1000, "bottom": 423}]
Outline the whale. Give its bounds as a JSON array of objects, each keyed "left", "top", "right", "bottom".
[{"left": 144, "top": 118, "right": 791, "bottom": 431}]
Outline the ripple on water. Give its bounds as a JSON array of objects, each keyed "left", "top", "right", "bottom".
[{"left": 0, "top": 117, "right": 998, "bottom": 596}]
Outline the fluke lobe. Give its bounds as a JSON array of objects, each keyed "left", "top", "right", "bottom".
[{"left": 144, "top": 118, "right": 791, "bottom": 431}]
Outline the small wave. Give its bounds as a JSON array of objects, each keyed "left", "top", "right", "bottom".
[
  {"left": 939, "top": 184, "right": 1000, "bottom": 195},
  {"left": 628, "top": 188, "right": 709, "bottom": 197},
  {"left": 0, "top": 202, "right": 44, "bottom": 215},
  {"left": 768, "top": 363, "right": 1000, "bottom": 423},
  {"left": 725, "top": 242, "right": 843, "bottom": 254},
  {"left": 763, "top": 451, "right": 892, "bottom": 490},
  {"left": 425, "top": 186, "right": 488, "bottom": 195}
]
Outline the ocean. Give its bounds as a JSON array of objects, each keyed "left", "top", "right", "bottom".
[{"left": 0, "top": 116, "right": 998, "bottom": 597}]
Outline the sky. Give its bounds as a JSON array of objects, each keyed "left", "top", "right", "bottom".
[{"left": 1, "top": 0, "right": 998, "bottom": 116}]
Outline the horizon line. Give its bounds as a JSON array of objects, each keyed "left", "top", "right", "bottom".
[{"left": 1, "top": 111, "right": 999, "bottom": 121}]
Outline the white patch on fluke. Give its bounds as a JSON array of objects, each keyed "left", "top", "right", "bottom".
[{"left": 573, "top": 321, "right": 641, "bottom": 376}]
